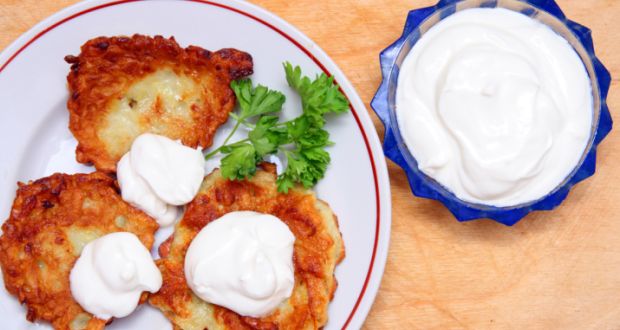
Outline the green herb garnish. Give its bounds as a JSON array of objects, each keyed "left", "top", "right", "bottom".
[{"left": 205, "top": 62, "right": 349, "bottom": 193}]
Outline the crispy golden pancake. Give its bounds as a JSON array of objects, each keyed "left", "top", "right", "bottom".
[
  {"left": 65, "top": 34, "right": 253, "bottom": 172},
  {"left": 0, "top": 172, "right": 158, "bottom": 330},
  {"left": 149, "top": 164, "right": 345, "bottom": 330}
]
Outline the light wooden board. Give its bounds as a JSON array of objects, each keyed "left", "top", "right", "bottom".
[{"left": 1, "top": 0, "right": 618, "bottom": 328}]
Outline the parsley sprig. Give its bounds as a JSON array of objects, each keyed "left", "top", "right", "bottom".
[{"left": 204, "top": 62, "right": 349, "bottom": 193}]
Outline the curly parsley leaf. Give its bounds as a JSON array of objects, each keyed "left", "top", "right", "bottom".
[
  {"left": 299, "top": 147, "right": 330, "bottom": 185},
  {"left": 283, "top": 62, "right": 349, "bottom": 127},
  {"left": 220, "top": 142, "right": 259, "bottom": 180},
  {"left": 285, "top": 116, "right": 310, "bottom": 141},
  {"left": 276, "top": 146, "right": 331, "bottom": 193},
  {"left": 248, "top": 115, "right": 282, "bottom": 157},
  {"left": 231, "top": 79, "right": 286, "bottom": 120},
  {"left": 297, "top": 126, "right": 331, "bottom": 149}
]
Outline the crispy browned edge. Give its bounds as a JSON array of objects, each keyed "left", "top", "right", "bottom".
[
  {"left": 0, "top": 172, "right": 159, "bottom": 329},
  {"left": 150, "top": 163, "right": 345, "bottom": 329},
  {"left": 65, "top": 34, "right": 253, "bottom": 172}
]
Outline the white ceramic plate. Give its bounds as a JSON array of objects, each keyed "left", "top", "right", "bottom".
[{"left": 0, "top": 0, "right": 391, "bottom": 329}]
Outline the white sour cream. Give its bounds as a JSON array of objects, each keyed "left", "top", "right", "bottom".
[
  {"left": 185, "top": 211, "right": 295, "bottom": 317},
  {"left": 117, "top": 133, "right": 205, "bottom": 226},
  {"left": 117, "top": 154, "right": 178, "bottom": 226},
  {"left": 396, "top": 8, "right": 593, "bottom": 207},
  {"left": 70, "top": 232, "right": 162, "bottom": 320}
]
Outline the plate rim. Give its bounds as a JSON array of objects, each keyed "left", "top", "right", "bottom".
[{"left": 0, "top": 0, "right": 392, "bottom": 328}]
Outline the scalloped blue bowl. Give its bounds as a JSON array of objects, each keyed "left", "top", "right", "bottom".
[{"left": 371, "top": 0, "right": 612, "bottom": 226}]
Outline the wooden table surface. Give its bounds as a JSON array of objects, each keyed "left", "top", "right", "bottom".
[{"left": 1, "top": 0, "right": 618, "bottom": 329}]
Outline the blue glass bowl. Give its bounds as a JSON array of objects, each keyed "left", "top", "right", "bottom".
[{"left": 371, "top": 0, "right": 612, "bottom": 225}]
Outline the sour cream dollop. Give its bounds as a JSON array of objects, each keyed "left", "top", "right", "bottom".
[
  {"left": 117, "top": 133, "right": 205, "bottom": 226},
  {"left": 185, "top": 211, "right": 295, "bottom": 317},
  {"left": 70, "top": 232, "right": 162, "bottom": 320},
  {"left": 396, "top": 8, "right": 593, "bottom": 207}
]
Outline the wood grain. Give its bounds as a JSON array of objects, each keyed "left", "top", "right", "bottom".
[{"left": 1, "top": 0, "right": 618, "bottom": 329}]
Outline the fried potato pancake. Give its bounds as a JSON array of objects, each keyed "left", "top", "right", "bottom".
[
  {"left": 0, "top": 172, "right": 158, "bottom": 330},
  {"left": 149, "top": 163, "right": 345, "bottom": 330},
  {"left": 65, "top": 34, "right": 253, "bottom": 172}
]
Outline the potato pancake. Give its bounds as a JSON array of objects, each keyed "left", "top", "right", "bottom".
[
  {"left": 65, "top": 34, "right": 253, "bottom": 172},
  {"left": 0, "top": 172, "right": 158, "bottom": 329},
  {"left": 149, "top": 163, "right": 345, "bottom": 329}
]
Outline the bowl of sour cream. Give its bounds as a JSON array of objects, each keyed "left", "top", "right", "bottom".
[{"left": 372, "top": 0, "right": 612, "bottom": 225}]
